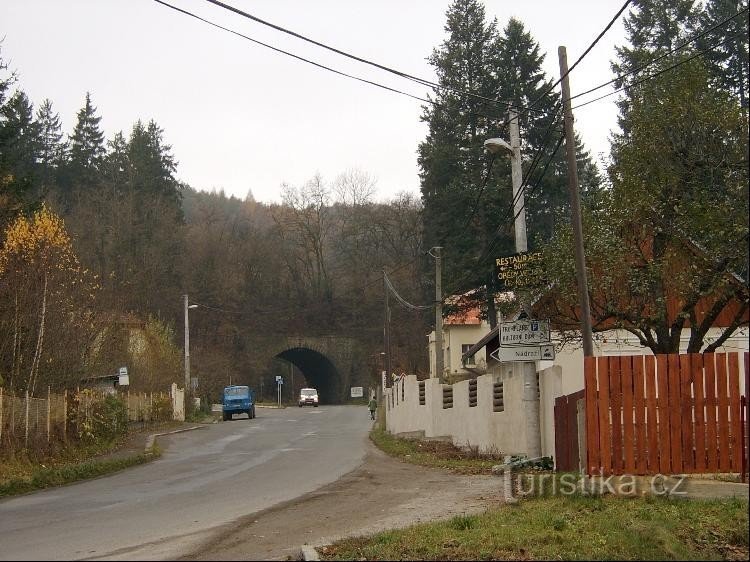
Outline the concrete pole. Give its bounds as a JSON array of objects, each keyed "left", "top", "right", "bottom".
[
  {"left": 183, "top": 294, "right": 191, "bottom": 399},
  {"left": 508, "top": 108, "right": 527, "bottom": 255},
  {"left": 434, "top": 247, "right": 444, "bottom": 384},
  {"left": 383, "top": 271, "right": 392, "bottom": 387},
  {"left": 558, "top": 46, "right": 594, "bottom": 357},
  {"left": 508, "top": 108, "right": 541, "bottom": 460}
]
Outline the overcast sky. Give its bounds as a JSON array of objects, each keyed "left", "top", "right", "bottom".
[{"left": 1, "top": 0, "right": 627, "bottom": 203}]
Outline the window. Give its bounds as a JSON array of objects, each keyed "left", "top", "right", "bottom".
[{"left": 461, "top": 344, "right": 476, "bottom": 366}]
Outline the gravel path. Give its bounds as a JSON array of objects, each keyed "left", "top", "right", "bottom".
[{"left": 179, "top": 444, "right": 505, "bottom": 561}]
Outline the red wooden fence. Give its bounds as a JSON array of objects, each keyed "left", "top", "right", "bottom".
[
  {"left": 554, "top": 390, "right": 585, "bottom": 472},
  {"left": 585, "top": 353, "right": 746, "bottom": 476}
]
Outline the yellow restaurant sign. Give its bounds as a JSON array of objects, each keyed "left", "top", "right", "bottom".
[{"left": 495, "top": 251, "right": 543, "bottom": 290}]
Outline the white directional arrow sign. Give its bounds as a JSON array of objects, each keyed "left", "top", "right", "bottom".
[{"left": 490, "top": 343, "right": 555, "bottom": 362}]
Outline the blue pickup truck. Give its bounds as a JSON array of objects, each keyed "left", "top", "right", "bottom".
[{"left": 222, "top": 385, "right": 256, "bottom": 421}]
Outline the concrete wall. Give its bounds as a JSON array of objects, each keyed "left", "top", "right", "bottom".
[{"left": 385, "top": 367, "right": 532, "bottom": 456}]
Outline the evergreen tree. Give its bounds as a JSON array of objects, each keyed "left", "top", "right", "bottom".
[
  {"left": 419, "top": 0, "right": 506, "bottom": 323},
  {"left": 696, "top": 0, "right": 749, "bottom": 108},
  {"left": 611, "top": 0, "right": 701, "bottom": 135},
  {"left": 35, "top": 98, "right": 66, "bottom": 195},
  {"left": 68, "top": 92, "right": 105, "bottom": 193},
  {"left": 0, "top": 90, "right": 41, "bottom": 231},
  {"left": 419, "top": 2, "right": 599, "bottom": 326}
]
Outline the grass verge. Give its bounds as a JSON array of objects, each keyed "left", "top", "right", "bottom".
[
  {"left": 0, "top": 430, "right": 164, "bottom": 498},
  {"left": 0, "top": 448, "right": 160, "bottom": 497},
  {"left": 364, "top": 427, "right": 749, "bottom": 560},
  {"left": 319, "top": 494, "right": 749, "bottom": 561},
  {"left": 369, "top": 427, "right": 504, "bottom": 474}
]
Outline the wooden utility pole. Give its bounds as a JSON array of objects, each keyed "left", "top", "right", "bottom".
[{"left": 558, "top": 46, "right": 594, "bottom": 357}]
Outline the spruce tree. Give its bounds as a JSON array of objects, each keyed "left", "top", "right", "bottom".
[
  {"left": 68, "top": 92, "right": 105, "bottom": 193},
  {"left": 696, "top": 0, "right": 749, "bottom": 109},
  {"left": 35, "top": 98, "right": 66, "bottom": 195},
  {"left": 0, "top": 90, "right": 41, "bottom": 230},
  {"left": 419, "top": 0, "right": 505, "bottom": 320}
]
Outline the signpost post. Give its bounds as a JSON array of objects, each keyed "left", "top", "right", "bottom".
[{"left": 275, "top": 375, "right": 283, "bottom": 407}]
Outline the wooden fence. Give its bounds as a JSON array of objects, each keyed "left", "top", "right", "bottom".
[
  {"left": 584, "top": 352, "right": 746, "bottom": 477},
  {"left": 554, "top": 390, "right": 584, "bottom": 472},
  {"left": 0, "top": 388, "right": 173, "bottom": 456}
]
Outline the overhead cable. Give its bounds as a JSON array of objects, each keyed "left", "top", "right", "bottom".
[{"left": 523, "top": 0, "right": 633, "bottom": 116}]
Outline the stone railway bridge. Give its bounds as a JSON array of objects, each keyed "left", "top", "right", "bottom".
[{"left": 269, "top": 335, "right": 372, "bottom": 404}]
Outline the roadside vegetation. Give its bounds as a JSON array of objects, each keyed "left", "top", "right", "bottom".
[
  {"left": 370, "top": 427, "right": 505, "bottom": 474},
  {"left": 0, "top": 432, "right": 162, "bottom": 498},
  {"left": 366, "top": 428, "right": 749, "bottom": 560},
  {"left": 319, "top": 494, "right": 749, "bottom": 561}
]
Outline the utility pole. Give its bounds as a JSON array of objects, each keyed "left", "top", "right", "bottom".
[
  {"left": 507, "top": 108, "right": 541, "bottom": 460},
  {"left": 183, "top": 294, "right": 190, "bottom": 398},
  {"left": 558, "top": 46, "right": 594, "bottom": 357},
  {"left": 383, "top": 270, "right": 392, "bottom": 387},
  {"left": 433, "top": 247, "right": 444, "bottom": 383}
]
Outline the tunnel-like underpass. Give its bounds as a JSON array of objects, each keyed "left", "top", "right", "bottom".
[{"left": 275, "top": 347, "right": 342, "bottom": 404}]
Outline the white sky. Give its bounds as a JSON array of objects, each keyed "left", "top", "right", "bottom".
[{"left": 1, "top": 0, "right": 627, "bottom": 203}]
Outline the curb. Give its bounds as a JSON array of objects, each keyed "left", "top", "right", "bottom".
[
  {"left": 144, "top": 426, "right": 203, "bottom": 452},
  {"left": 299, "top": 545, "right": 320, "bottom": 561}
]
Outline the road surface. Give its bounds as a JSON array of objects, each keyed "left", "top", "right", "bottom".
[{"left": 0, "top": 405, "right": 372, "bottom": 561}]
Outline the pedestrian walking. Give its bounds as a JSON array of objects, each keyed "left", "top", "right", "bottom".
[{"left": 368, "top": 396, "right": 377, "bottom": 420}]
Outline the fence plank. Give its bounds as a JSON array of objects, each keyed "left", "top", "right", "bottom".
[
  {"left": 610, "top": 357, "right": 624, "bottom": 475},
  {"left": 584, "top": 356, "right": 599, "bottom": 475},
  {"left": 692, "top": 354, "right": 706, "bottom": 472},
  {"left": 745, "top": 352, "right": 749, "bottom": 482},
  {"left": 728, "top": 353, "right": 741, "bottom": 472},
  {"left": 555, "top": 396, "right": 566, "bottom": 470},
  {"left": 668, "top": 354, "right": 683, "bottom": 472},
  {"left": 645, "top": 356, "right": 659, "bottom": 474},
  {"left": 621, "top": 356, "right": 636, "bottom": 473},
  {"left": 679, "top": 354, "right": 694, "bottom": 473},
  {"left": 597, "top": 356, "right": 611, "bottom": 476},
  {"left": 716, "top": 354, "right": 731, "bottom": 472},
  {"left": 655, "top": 355, "right": 671, "bottom": 474},
  {"left": 633, "top": 356, "right": 647, "bottom": 474},
  {"left": 704, "top": 354, "right": 718, "bottom": 472}
]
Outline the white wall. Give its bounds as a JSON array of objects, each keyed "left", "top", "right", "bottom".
[{"left": 386, "top": 369, "right": 531, "bottom": 456}]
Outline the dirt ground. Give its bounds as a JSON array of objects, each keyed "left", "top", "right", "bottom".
[{"left": 178, "top": 444, "right": 505, "bottom": 561}]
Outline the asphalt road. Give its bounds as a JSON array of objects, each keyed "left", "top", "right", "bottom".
[{"left": 0, "top": 405, "right": 372, "bottom": 561}]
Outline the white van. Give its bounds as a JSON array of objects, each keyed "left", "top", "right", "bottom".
[{"left": 298, "top": 387, "right": 319, "bottom": 407}]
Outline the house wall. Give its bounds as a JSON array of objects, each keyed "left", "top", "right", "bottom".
[{"left": 428, "top": 321, "right": 490, "bottom": 378}]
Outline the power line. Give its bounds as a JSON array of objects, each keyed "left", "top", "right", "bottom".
[
  {"left": 153, "top": 0, "right": 432, "bottom": 104},
  {"left": 571, "top": 31, "right": 746, "bottom": 111},
  {"left": 153, "top": 0, "right": 545, "bottom": 125},
  {"left": 570, "top": 6, "right": 749, "bottom": 102},
  {"left": 200, "top": 0, "right": 549, "bottom": 115},
  {"left": 523, "top": 0, "right": 633, "bottom": 116},
  {"left": 384, "top": 271, "right": 433, "bottom": 311}
]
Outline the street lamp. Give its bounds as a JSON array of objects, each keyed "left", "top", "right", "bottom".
[
  {"left": 485, "top": 108, "right": 541, "bottom": 460},
  {"left": 183, "top": 295, "right": 198, "bottom": 399}
]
